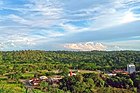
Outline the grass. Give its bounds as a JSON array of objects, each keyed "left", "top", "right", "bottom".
[
  {"left": 0, "top": 80, "right": 25, "bottom": 93},
  {"left": 22, "top": 72, "right": 34, "bottom": 79}
]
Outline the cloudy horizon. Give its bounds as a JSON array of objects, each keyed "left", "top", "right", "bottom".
[{"left": 0, "top": 0, "right": 140, "bottom": 51}]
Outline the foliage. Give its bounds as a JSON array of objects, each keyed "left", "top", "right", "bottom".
[{"left": 0, "top": 50, "right": 140, "bottom": 93}]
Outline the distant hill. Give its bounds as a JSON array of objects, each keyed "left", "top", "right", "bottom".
[{"left": 0, "top": 50, "right": 140, "bottom": 70}]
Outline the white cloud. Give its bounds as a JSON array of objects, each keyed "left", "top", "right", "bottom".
[
  {"left": 0, "top": 0, "right": 64, "bottom": 28},
  {"left": 64, "top": 42, "right": 107, "bottom": 51},
  {"left": 0, "top": 0, "right": 140, "bottom": 50},
  {"left": 64, "top": 41, "right": 139, "bottom": 51},
  {"left": 0, "top": 33, "right": 37, "bottom": 50},
  {"left": 1, "top": 0, "right": 140, "bottom": 32},
  {"left": 121, "top": 11, "right": 137, "bottom": 23},
  {"left": 46, "top": 31, "right": 64, "bottom": 37},
  {"left": 7, "top": 14, "right": 31, "bottom": 26}
]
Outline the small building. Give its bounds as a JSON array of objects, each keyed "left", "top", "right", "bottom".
[
  {"left": 29, "top": 78, "right": 41, "bottom": 86},
  {"left": 39, "top": 76, "right": 48, "bottom": 80},
  {"left": 110, "top": 69, "right": 128, "bottom": 75},
  {"left": 68, "top": 71, "right": 76, "bottom": 76},
  {"left": 112, "top": 69, "right": 124, "bottom": 74},
  {"left": 107, "top": 73, "right": 116, "bottom": 76},
  {"left": 127, "top": 63, "right": 136, "bottom": 74}
]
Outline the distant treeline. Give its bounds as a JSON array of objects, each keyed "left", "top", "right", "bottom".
[{"left": 0, "top": 50, "right": 140, "bottom": 71}]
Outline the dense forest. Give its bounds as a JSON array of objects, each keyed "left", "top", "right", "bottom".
[
  {"left": 0, "top": 50, "right": 140, "bottom": 70},
  {"left": 0, "top": 50, "right": 140, "bottom": 93}
]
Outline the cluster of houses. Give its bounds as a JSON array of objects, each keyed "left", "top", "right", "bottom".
[
  {"left": 28, "top": 71, "right": 76, "bottom": 86},
  {"left": 28, "top": 75, "right": 62, "bottom": 86},
  {"left": 107, "top": 63, "right": 136, "bottom": 76},
  {"left": 28, "top": 64, "right": 136, "bottom": 86}
]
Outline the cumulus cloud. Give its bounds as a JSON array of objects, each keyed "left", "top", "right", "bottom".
[
  {"left": 64, "top": 42, "right": 107, "bottom": 51},
  {"left": 0, "top": 33, "right": 37, "bottom": 50},
  {"left": 64, "top": 41, "right": 134, "bottom": 51}
]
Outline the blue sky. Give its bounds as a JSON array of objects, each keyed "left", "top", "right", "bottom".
[{"left": 0, "top": 0, "right": 140, "bottom": 51}]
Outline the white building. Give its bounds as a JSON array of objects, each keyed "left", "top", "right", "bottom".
[{"left": 127, "top": 64, "right": 136, "bottom": 74}]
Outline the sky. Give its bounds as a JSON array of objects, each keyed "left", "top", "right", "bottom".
[{"left": 0, "top": 0, "right": 140, "bottom": 51}]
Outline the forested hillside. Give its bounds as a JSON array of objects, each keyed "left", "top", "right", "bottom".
[
  {"left": 0, "top": 50, "right": 140, "bottom": 93},
  {"left": 0, "top": 50, "right": 140, "bottom": 71}
]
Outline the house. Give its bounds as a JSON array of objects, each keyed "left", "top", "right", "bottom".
[
  {"left": 107, "top": 73, "right": 116, "bottom": 76},
  {"left": 110, "top": 69, "right": 128, "bottom": 75},
  {"left": 29, "top": 78, "right": 41, "bottom": 86},
  {"left": 112, "top": 69, "right": 125, "bottom": 74},
  {"left": 68, "top": 71, "right": 76, "bottom": 76},
  {"left": 39, "top": 76, "right": 48, "bottom": 80},
  {"left": 28, "top": 75, "right": 62, "bottom": 86}
]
